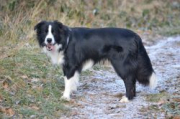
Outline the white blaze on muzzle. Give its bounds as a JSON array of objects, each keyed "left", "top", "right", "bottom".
[{"left": 45, "top": 25, "right": 55, "bottom": 45}]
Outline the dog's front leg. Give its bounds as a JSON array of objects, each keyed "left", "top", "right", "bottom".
[{"left": 61, "top": 67, "right": 80, "bottom": 101}]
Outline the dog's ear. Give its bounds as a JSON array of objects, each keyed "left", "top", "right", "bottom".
[
  {"left": 34, "top": 21, "right": 46, "bottom": 31},
  {"left": 54, "top": 20, "right": 69, "bottom": 32},
  {"left": 53, "top": 20, "right": 63, "bottom": 29}
]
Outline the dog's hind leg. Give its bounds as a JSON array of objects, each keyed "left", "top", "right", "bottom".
[
  {"left": 120, "top": 76, "right": 136, "bottom": 102},
  {"left": 110, "top": 56, "right": 137, "bottom": 102}
]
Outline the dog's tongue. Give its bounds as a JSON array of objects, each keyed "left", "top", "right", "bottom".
[{"left": 47, "top": 44, "right": 55, "bottom": 51}]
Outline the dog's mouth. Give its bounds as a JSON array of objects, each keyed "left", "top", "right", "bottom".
[{"left": 46, "top": 44, "right": 55, "bottom": 51}]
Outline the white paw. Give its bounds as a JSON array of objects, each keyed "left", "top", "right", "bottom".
[
  {"left": 120, "top": 96, "right": 129, "bottom": 103},
  {"left": 60, "top": 96, "right": 70, "bottom": 101}
]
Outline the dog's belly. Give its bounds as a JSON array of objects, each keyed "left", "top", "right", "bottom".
[{"left": 82, "top": 59, "right": 94, "bottom": 71}]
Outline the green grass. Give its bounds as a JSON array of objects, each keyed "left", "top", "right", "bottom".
[
  {"left": 145, "top": 91, "right": 180, "bottom": 118},
  {"left": 146, "top": 92, "right": 169, "bottom": 102},
  {"left": 0, "top": 46, "right": 68, "bottom": 118}
]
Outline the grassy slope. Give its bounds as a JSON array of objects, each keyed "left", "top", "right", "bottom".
[
  {"left": 0, "top": 0, "right": 180, "bottom": 118},
  {"left": 0, "top": 46, "right": 69, "bottom": 118}
]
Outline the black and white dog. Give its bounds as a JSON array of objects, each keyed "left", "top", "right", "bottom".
[{"left": 34, "top": 20, "right": 157, "bottom": 102}]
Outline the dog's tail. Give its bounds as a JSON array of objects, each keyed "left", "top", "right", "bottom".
[{"left": 135, "top": 35, "right": 157, "bottom": 89}]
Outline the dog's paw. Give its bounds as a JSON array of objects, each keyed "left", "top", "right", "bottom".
[
  {"left": 120, "top": 96, "right": 129, "bottom": 103},
  {"left": 60, "top": 96, "right": 70, "bottom": 101}
]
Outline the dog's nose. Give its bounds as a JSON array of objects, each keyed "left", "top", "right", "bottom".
[{"left": 47, "top": 38, "right": 52, "bottom": 43}]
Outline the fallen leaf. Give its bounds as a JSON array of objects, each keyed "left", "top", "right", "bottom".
[
  {"left": 0, "top": 106, "right": 6, "bottom": 113},
  {"left": 30, "top": 104, "right": 40, "bottom": 110},
  {"left": 20, "top": 75, "right": 28, "bottom": 79},
  {"left": 2, "top": 76, "right": 13, "bottom": 89},
  {"left": 173, "top": 115, "right": 180, "bottom": 119},
  {"left": 158, "top": 100, "right": 166, "bottom": 105},
  {"left": 5, "top": 108, "right": 15, "bottom": 116},
  {"left": 0, "top": 107, "right": 15, "bottom": 117},
  {"left": 3, "top": 80, "right": 9, "bottom": 89},
  {"left": 173, "top": 98, "right": 180, "bottom": 102}
]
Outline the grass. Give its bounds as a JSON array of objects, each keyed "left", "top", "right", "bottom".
[
  {"left": 0, "top": 0, "right": 180, "bottom": 118},
  {"left": 0, "top": 46, "right": 68, "bottom": 118},
  {"left": 144, "top": 91, "right": 180, "bottom": 118},
  {"left": 146, "top": 91, "right": 170, "bottom": 102}
]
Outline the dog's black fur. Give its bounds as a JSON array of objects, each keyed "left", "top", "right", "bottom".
[{"left": 34, "top": 21, "right": 155, "bottom": 100}]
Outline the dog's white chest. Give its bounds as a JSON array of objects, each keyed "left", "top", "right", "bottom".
[
  {"left": 43, "top": 47, "right": 64, "bottom": 65},
  {"left": 51, "top": 51, "right": 64, "bottom": 65}
]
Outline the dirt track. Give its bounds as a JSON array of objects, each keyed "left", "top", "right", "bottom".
[{"left": 61, "top": 36, "right": 180, "bottom": 119}]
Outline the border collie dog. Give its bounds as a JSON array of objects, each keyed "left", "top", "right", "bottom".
[{"left": 34, "top": 20, "right": 157, "bottom": 102}]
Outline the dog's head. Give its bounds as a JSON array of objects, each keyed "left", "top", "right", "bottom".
[{"left": 34, "top": 20, "right": 69, "bottom": 52}]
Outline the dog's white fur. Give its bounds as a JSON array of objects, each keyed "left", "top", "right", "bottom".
[
  {"left": 120, "top": 96, "right": 129, "bottom": 103},
  {"left": 82, "top": 59, "right": 94, "bottom": 71},
  {"left": 61, "top": 71, "right": 80, "bottom": 101},
  {"left": 149, "top": 72, "right": 157, "bottom": 89},
  {"left": 43, "top": 45, "right": 64, "bottom": 65},
  {"left": 45, "top": 25, "right": 55, "bottom": 44}
]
